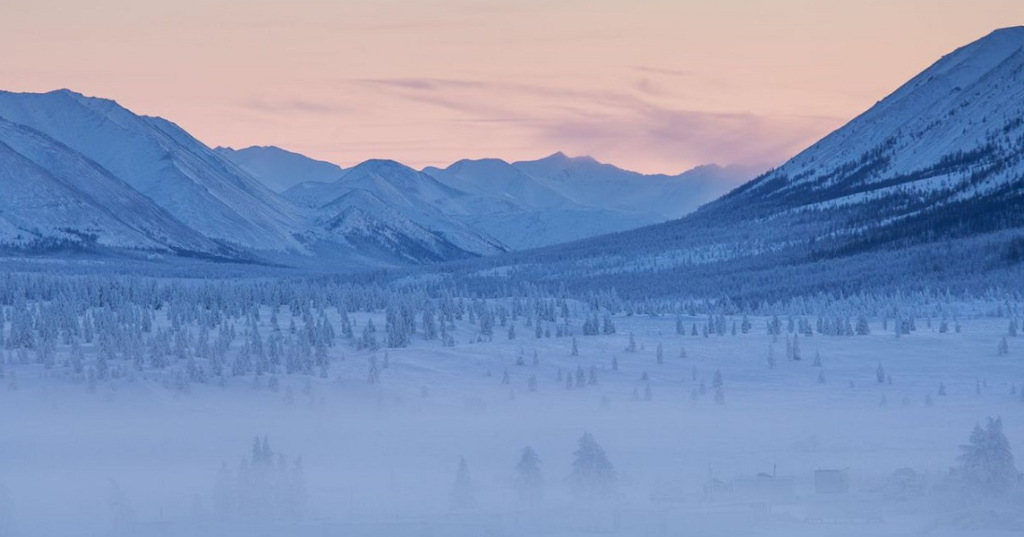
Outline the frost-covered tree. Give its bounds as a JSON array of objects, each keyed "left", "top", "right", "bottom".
[
  {"left": 856, "top": 316, "right": 870, "bottom": 335},
  {"left": 567, "top": 432, "right": 617, "bottom": 500},
  {"left": 955, "top": 417, "right": 1017, "bottom": 499},
  {"left": 515, "top": 446, "right": 543, "bottom": 506},
  {"left": 451, "top": 457, "right": 476, "bottom": 510},
  {"left": 367, "top": 356, "right": 380, "bottom": 384},
  {"left": 601, "top": 314, "right": 616, "bottom": 335}
]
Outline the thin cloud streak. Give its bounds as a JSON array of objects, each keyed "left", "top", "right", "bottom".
[{"left": 346, "top": 76, "right": 842, "bottom": 171}]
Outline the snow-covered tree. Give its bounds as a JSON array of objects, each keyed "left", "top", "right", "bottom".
[
  {"left": 451, "top": 457, "right": 476, "bottom": 510},
  {"left": 567, "top": 432, "right": 617, "bottom": 500},
  {"left": 955, "top": 417, "right": 1018, "bottom": 499},
  {"left": 515, "top": 446, "right": 544, "bottom": 506}
]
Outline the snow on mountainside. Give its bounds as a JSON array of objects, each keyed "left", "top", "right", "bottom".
[
  {"left": 215, "top": 145, "right": 345, "bottom": 193},
  {"left": 734, "top": 26, "right": 1024, "bottom": 210},
  {"left": 0, "top": 118, "right": 227, "bottom": 255},
  {"left": 428, "top": 27, "right": 1024, "bottom": 298},
  {"left": 286, "top": 159, "right": 506, "bottom": 257},
  {"left": 0, "top": 90, "right": 304, "bottom": 252},
  {"left": 423, "top": 158, "right": 574, "bottom": 211},
  {"left": 304, "top": 189, "right": 487, "bottom": 264},
  {"left": 421, "top": 155, "right": 751, "bottom": 249},
  {"left": 422, "top": 158, "right": 659, "bottom": 249},
  {"left": 513, "top": 152, "right": 752, "bottom": 219},
  {"left": 0, "top": 88, "right": 751, "bottom": 265}
]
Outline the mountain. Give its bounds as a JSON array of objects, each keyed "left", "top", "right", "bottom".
[
  {"left": 425, "top": 27, "right": 1024, "bottom": 299},
  {"left": 0, "top": 88, "right": 755, "bottom": 267},
  {"left": 710, "top": 26, "right": 1024, "bottom": 254},
  {"left": 0, "top": 90, "right": 304, "bottom": 253},
  {"left": 301, "top": 189, "right": 492, "bottom": 264},
  {"left": 513, "top": 152, "right": 752, "bottom": 219},
  {"left": 285, "top": 159, "right": 506, "bottom": 258},
  {"left": 0, "top": 118, "right": 228, "bottom": 256},
  {"left": 423, "top": 158, "right": 573, "bottom": 210},
  {"left": 422, "top": 155, "right": 752, "bottom": 249},
  {"left": 215, "top": 145, "right": 344, "bottom": 193}
]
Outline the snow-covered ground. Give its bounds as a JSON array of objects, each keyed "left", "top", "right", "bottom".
[{"left": 2, "top": 307, "right": 1022, "bottom": 537}]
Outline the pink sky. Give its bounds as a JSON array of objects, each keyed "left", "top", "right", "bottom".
[{"left": 2, "top": 0, "right": 1022, "bottom": 174}]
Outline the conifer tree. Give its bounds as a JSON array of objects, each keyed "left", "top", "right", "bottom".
[
  {"left": 567, "top": 433, "right": 617, "bottom": 500},
  {"left": 515, "top": 447, "right": 544, "bottom": 506}
]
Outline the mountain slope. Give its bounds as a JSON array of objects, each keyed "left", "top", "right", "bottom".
[
  {"left": 425, "top": 26, "right": 1024, "bottom": 299},
  {"left": 423, "top": 158, "right": 574, "bottom": 211},
  {"left": 715, "top": 25, "right": 1024, "bottom": 249},
  {"left": 513, "top": 152, "right": 752, "bottom": 219},
  {"left": 215, "top": 145, "right": 345, "bottom": 193},
  {"left": 301, "top": 190, "right": 487, "bottom": 264},
  {"left": 422, "top": 155, "right": 751, "bottom": 249},
  {"left": 0, "top": 90, "right": 304, "bottom": 252},
  {"left": 285, "top": 159, "right": 506, "bottom": 257},
  {"left": 0, "top": 118, "right": 228, "bottom": 255}
]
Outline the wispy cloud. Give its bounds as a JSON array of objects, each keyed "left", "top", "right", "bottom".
[
  {"left": 344, "top": 76, "right": 842, "bottom": 170},
  {"left": 240, "top": 98, "right": 351, "bottom": 115}
]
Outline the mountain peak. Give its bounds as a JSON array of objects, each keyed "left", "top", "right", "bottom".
[
  {"left": 983, "top": 25, "right": 1024, "bottom": 43},
  {"left": 541, "top": 151, "right": 597, "bottom": 164},
  {"left": 350, "top": 158, "right": 413, "bottom": 174}
]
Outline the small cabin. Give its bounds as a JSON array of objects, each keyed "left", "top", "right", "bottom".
[{"left": 814, "top": 469, "right": 849, "bottom": 494}]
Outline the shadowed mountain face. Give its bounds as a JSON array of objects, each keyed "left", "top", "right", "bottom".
[
  {"left": 0, "top": 90, "right": 305, "bottom": 253},
  {"left": 0, "top": 118, "right": 228, "bottom": 256}
]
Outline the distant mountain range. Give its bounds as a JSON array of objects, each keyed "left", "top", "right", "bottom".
[
  {"left": 0, "top": 90, "right": 750, "bottom": 266},
  {"left": 4, "top": 26, "right": 1021, "bottom": 298},
  {"left": 421, "top": 26, "right": 1024, "bottom": 299},
  {"left": 214, "top": 145, "right": 345, "bottom": 193}
]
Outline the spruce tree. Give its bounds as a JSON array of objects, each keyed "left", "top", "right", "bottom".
[
  {"left": 956, "top": 417, "right": 1017, "bottom": 499},
  {"left": 515, "top": 447, "right": 544, "bottom": 506},
  {"left": 567, "top": 433, "right": 617, "bottom": 500},
  {"left": 451, "top": 457, "right": 477, "bottom": 510}
]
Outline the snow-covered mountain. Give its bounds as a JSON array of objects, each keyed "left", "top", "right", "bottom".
[
  {"left": 431, "top": 27, "right": 1024, "bottom": 298},
  {"left": 0, "top": 88, "right": 754, "bottom": 266},
  {"left": 0, "top": 118, "right": 228, "bottom": 255},
  {"left": 215, "top": 145, "right": 345, "bottom": 193},
  {"left": 286, "top": 159, "right": 506, "bottom": 257},
  {"left": 512, "top": 152, "right": 752, "bottom": 219},
  {"left": 0, "top": 90, "right": 304, "bottom": 253},
  {"left": 714, "top": 25, "right": 1024, "bottom": 249},
  {"left": 422, "top": 155, "right": 751, "bottom": 249},
  {"left": 303, "top": 189, "right": 493, "bottom": 264}
]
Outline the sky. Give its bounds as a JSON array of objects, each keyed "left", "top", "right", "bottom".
[{"left": 1, "top": 0, "right": 1022, "bottom": 174}]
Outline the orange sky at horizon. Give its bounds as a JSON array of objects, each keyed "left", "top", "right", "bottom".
[{"left": 1, "top": 0, "right": 1022, "bottom": 174}]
